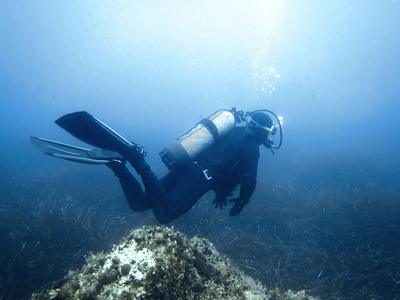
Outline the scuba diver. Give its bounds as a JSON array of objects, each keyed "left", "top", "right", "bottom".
[{"left": 30, "top": 108, "right": 283, "bottom": 224}]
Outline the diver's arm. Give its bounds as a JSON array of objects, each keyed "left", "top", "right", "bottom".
[
  {"left": 239, "top": 174, "right": 257, "bottom": 201},
  {"left": 239, "top": 137, "right": 260, "bottom": 199},
  {"left": 230, "top": 138, "right": 260, "bottom": 216}
]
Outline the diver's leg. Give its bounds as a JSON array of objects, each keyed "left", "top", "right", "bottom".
[
  {"left": 107, "top": 161, "right": 152, "bottom": 211},
  {"left": 159, "top": 170, "right": 181, "bottom": 193},
  {"left": 118, "top": 144, "right": 151, "bottom": 175},
  {"left": 152, "top": 162, "right": 214, "bottom": 224},
  {"left": 119, "top": 145, "right": 171, "bottom": 205},
  {"left": 115, "top": 145, "right": 189, "bottom": 219}
]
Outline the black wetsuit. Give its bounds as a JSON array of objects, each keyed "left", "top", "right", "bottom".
[{"left": 110, "top": 126, "right": 260, "bottom": 224}]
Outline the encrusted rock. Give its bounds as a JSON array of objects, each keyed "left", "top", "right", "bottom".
[{"left": 31, "top": 225, "right": 318, "bottom": 300}]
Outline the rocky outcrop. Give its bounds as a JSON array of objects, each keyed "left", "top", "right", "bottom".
[{"left": 32, "top": 226, "right": 317, "bottom": 300}]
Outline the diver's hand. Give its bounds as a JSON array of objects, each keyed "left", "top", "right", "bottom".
[
  {"left": 212, "top": 193, "right": 228, "bottom": 209},
  {"left": 229, "top": 198, "right": 249, "bottom": 217}
]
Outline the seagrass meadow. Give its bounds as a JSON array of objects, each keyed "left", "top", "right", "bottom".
[{"left": 1, "top": 159, "right": 399, "bottom": 299}]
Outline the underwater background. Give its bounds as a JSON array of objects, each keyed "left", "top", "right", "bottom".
[{"left": 1, "top": 1, "right": 399, "bottom": 299}]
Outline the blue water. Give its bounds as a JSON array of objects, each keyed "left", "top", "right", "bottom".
[{"left": 1, "top": 1, "right": 399, "bottom": 299}]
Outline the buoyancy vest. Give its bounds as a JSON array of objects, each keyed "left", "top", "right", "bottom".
[{"left": 198, "top": 126, "right": 258, "bottom": 175}]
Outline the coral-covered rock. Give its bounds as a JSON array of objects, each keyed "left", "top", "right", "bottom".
[{"left": 32, "top": 226, "right": 317, "bottom": 300}]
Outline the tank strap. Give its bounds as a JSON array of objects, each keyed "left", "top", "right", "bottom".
[{"left": 200, "top": 118, "right": 219, "bottom": 141}]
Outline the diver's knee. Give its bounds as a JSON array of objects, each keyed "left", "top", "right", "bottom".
[
  {"left": 153, "top": 208, "right": 176, "bottom": 224},
  {"left": 127, "top": 201, "right": 152, "bottom": 212}
]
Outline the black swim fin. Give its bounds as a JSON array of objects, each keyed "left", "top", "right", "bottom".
[
  {"left": 55, "top": 111, "right": 134, "bottom": 154},
  {"left": 30, "top": 136, "right": 123, "bottom": 164}
]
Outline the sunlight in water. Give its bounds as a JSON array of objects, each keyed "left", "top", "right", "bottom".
[
  {"left": 252, "top": 52, "right": 281, "bottom": 104},
  {"left": 92, "top": 1, "right": 286, "bottom": 75},
  {"left": 97, "top": 0, "right": 286, "bottom": 47}
]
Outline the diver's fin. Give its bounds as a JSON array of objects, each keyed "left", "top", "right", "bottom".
[
  {"left": 55, "top": 111, "right": 134, "bottom": 153},
  {"left": 30, "top": 136, "right": 123, "bottom": 164}
]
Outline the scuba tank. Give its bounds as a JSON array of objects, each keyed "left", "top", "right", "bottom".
[
  {"left": 159, "top": 109, "right": 238, "bottom": 170},
  {"left": 159, "top": 107, "right": 283, "bottom": 170}
]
